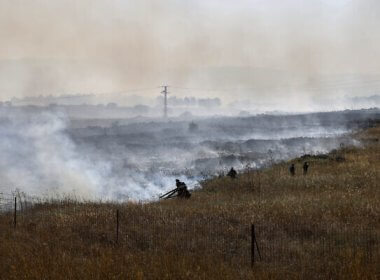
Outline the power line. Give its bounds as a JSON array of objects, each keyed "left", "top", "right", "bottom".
[
  {"left": 38, "top": 78, "right": 380, "bottom": 101},
  {"left": 171, "top": 86, "right": 232, "bottom": 92},
  {"left": 97, "top": 87, "right": 161, "bottom": 95},
  {"left": 171, "top": 80, "right": 380, "bottom": 93}
]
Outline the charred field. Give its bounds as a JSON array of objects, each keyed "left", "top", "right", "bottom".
[
  {"left": 1, "top": 107, "right": 379, "bottom": 200},
  {"left": 0, "top": 110, "right": 379, "bottom": 279}
]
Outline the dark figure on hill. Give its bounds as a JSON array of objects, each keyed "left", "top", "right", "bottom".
[
  {"left": 175, "top": 179, "right": 183, "bottom": 188},
  {"left": 289, "top": 164, "right": 295, "bottom": 176},
  {"left": 159, "top": 180, "right": 191, "bottom": 199},
  {"left": 303, "top": 162, "right": 309, "bottom": 175},
  {"left": 227, "top": 167, "right": 237, "bottom": 179},
  {"left": 175, "top": 179, "right": 191, "bottom": 199}
]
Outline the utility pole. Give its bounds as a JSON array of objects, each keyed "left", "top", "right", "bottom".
[{"left": 161, "top": 85, "right": 169, "bottom": 118}]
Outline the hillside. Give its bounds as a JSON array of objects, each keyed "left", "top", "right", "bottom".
[{"left": 0, "top": 125, "right": 379, "bottom": 279}]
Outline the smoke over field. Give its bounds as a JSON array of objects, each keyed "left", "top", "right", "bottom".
[
  {"left": 1, "top": 106, "right": 378, "bottom": 200},
  {"left": 0, "top": 111, "right": 175, "bottom": 200}
]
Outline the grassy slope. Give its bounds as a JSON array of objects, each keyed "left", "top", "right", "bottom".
[{"left": 0, "top": 126, "right": 379, "bottom": 279}]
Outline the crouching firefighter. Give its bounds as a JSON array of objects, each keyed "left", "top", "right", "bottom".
[
  {"left": 227, "top": 167, "right": 237, "bottom": 179},
  {"left": 159, "top": 179, "right": 191, "bottom": 200}
]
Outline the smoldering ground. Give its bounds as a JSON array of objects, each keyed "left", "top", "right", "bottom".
[{"left": 1, "top": 106, "right": 378, "bottom": 200}]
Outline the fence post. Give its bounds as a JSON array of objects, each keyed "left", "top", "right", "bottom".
[
  {"left": 255, "top": 227, "right": 262, "bottom": 261},
  {"left": 251, "top": 224, "right": 262, "bottom": 267},
  {"left": 14, "top": 196, "right": 17, "bottom": 228},
  {"left": 116, "top": 209, "right": 119, "bottom": 244},
  {"left": 251, "top": 224, "right": 255, "bottom": 267}
]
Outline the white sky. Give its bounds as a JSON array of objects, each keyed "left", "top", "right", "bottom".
[{"left": 1, "top": 0, "right": 380, "bottom": 103}]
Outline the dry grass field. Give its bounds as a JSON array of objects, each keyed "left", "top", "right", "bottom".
[{"left": 0, "top": 125, "right": 379, "bottom": 279}]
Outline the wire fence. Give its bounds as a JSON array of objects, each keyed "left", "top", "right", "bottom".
[
  {"left": 1, "top": 192, "right": 379, "bottom": 267},
  {"left": 0, "top": 192, "right": 16, "bottom": 212}
]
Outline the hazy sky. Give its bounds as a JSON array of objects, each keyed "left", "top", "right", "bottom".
[{"left": 1, "top": 0, "right": 380, "bottom": 103}]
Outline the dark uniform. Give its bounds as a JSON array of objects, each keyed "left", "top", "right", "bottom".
[
  {"left": 175, "top": 179, "right": 191, "bottom": 199},
  {"left": 227, "top": 167, "right": 237, "bottom": 179},
  {"left": 303, "top": 162, "right": 309, "bottom": 175},
  {"left": 289, "top": 164, "right": 295, "bottom": 176},
  {"left": 175, "top": 179, "right": 183, "bottom": 188}
]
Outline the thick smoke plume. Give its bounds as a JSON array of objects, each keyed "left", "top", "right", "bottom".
[{"left": 0, "top": 111, "right": 183, "bottom": 200}]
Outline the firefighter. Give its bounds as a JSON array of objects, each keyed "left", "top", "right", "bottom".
[
  {"left": 227, "top": 167, "right": 237, "bottom": 179},
  {"left": 289, "top": 163, "right": 295, "bottom": 176},
  {"left": 303, "top": 162, "right": 309, "bottom": 175},
  {"left": 176, "top": 179, "right": 191, "bottom": 199}
]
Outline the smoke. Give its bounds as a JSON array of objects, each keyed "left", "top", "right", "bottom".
[
  {"left": 0, "top": 112, "right": 94, "bottom": 196},
  {"left": 0, "top": 110, "right": 187, "bottom": 200},
  {"left": 1, "top": 105, "right": 376, "bottom": 200},
  {"left": 1, "top": 0, "right": 380, "bottom": 107},
  {"left": 1, "top": 1, "right": 379, "bottom": 199}
]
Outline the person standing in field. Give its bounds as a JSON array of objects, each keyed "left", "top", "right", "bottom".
[
  {"left": 303, "top": 162, "right": 309, "bottom": 175},
  {"left": 289, "top": 163, "right": 295, "bottom": 176}
]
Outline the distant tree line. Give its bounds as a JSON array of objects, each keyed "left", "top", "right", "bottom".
[{"left": 156, "top": 96, "right": 222, "bottom": 107}]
